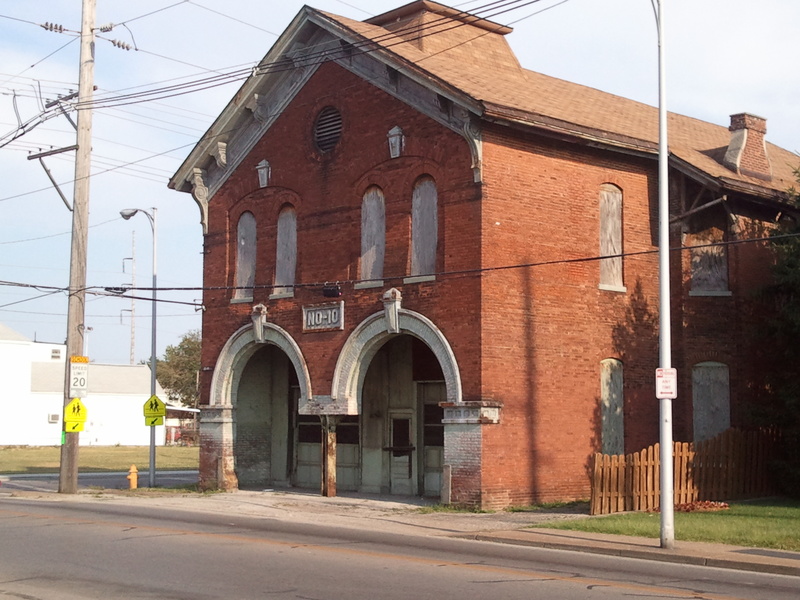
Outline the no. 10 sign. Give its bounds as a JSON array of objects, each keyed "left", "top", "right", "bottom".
[
  {"left": 655, "top": 367, "right": 677, "bottom": 399},
  {"left": 69, "top": 355, "right": 89, "bottom": 398}
]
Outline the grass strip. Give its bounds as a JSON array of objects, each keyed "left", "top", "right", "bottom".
[
  {"left": 534, "top": 498, "right": 800, "bottom": 551},
  {"left": 0, "top": 445, "right": 199, "bottom": 474}
]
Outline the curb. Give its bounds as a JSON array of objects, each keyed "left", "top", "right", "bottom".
[{"left": 462, "top": 532, "right": 800, "bottom": 578}]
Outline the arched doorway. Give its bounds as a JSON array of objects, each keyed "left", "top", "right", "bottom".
[
  {"left": 235, "top": 344, "right": 297, "bottom": 488},
  {"left": 331, "top": 302, "right": 462, "bottom": 497},
  {"left": 360, "top": 335, "right": 446, "bottom": 496},
  {"left": 235, "top": 344, "right": 359, "bottom": 490},
  {"left": 205, "top": 321, "right": 313, "bottom": 491}
]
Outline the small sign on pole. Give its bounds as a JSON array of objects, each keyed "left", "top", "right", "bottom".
[
  {"left": 655, "top": 367, "right": 678, "bottom": 399},
  {"left": 69, "top": 355, "right": 89, "bottom": 398},
  {"left": 143, "top": 395, "right": 166, "bottom": 427},
  {"left": 64, "top": 398, "right": 88, "bottom": 433}
]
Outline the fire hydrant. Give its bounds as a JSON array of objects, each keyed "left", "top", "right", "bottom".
[{"left": 127, "top": 464, "right": 138, "bottom": 489}]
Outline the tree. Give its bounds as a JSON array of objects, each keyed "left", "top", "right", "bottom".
[
  {"left": 758, "top": 168, "right": 800, "bottom": 496},
  {"left": 156, "top": 329, "right": 201, "bottom": 407}
]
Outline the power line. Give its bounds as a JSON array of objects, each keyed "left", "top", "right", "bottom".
[
  {"left": 331, "top": 0, "right": 373, "bottom": 16},
  {"left": 13, "top": 0, "right": 539, "bottom": 115},
  {"left": 1, "top": 231, "right": 792, "bottom": 296},
  {"left": 113, "top": 0, "right": 191, "bottom": 27},
  {"left": 507, "top": 0, "right": 571, "bottom": 24},
  {"left": 186, "top": 1, "right": 281, "bottom": 36},
  {"left": 0, "top": 217, "right": 127, "bottom": 246},
  {"left": 1, "top": 1, "right": 548, "bottom": 201},
  {"left": 2, "top": 0, "right": 542, "bottom": 123}
]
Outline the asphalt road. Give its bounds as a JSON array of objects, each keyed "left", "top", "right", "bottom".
[
  {"left": 0, "top": 497, "right": 798, "bottom": 600},
  {"left": 0, "top": 470, "right": 198, "bottom": 492}
]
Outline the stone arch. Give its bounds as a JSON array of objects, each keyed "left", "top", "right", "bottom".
[
  {"left": 209, "top": 322, "right": 312, "bottom": 408},
  {"left": 332, "top": 308, "right": 462, "bottom": 413}
]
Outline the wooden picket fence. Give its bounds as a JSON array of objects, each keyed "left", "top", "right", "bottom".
[{"left": 590, "top": 428, "right": 779, "bottom": 515}]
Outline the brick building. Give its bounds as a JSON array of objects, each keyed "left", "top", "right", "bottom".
[{"left": 169, "top": 1, "right": 798, "bottom": 508}]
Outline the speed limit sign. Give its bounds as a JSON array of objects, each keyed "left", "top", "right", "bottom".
[{"left": 69, "top": 356, "right": 89, "bottom": 398}]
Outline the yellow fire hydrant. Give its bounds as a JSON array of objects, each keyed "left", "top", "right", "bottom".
[{"left": 127, "top": 464, "right": 138, "bottom": 489}]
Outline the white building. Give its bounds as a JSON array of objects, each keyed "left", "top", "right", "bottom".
[{"left": 1, "top": 323, "right": 167, "bottom": 446}]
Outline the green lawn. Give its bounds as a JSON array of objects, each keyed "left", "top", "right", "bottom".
[
  {"left": 0, "top": 445, "right": 199, "bottom": 474},
  {"left": 536, "top": 498, "right": 800, "bottom": 551}
]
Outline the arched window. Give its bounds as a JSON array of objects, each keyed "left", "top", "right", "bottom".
[
  {"left": 272, "top": 206, "right": 297, "bottom": 297},
  {"left": 692, "top": 361, "right": 730, "bottom": 441},
  {"left": 599, "top": 184, "right": 624, "bottom": 290},
  {"left": 600, "top": 358, "right": 624, "bottom": 455},
  {"left": 360, "top": 186, "right": 385, "bottom": 285},
  {"left": 234, "top": 211, "right": 256, "bottom": 300},
  {"left": 688, "top": 227, "right": 729, "bottom": 295},
  {"left": 410, "top": 176, "right": 438, "bottom": 278}
]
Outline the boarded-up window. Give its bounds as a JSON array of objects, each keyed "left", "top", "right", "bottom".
[
  {"left": 692, "top": 361, "right": 730, "bottom": 442},
  {"left": 600, "top": 358, "right": 624, "bottom": 455},
  {"left": 599, "top": 184, "right": 623, "bottom": 289},
  {"left": 361, "top": 186, "right": 385, "bottom": 282},
  {"left": 273, "top": 206, "right": 297, "bottom": 296},
  {"left": 410, "top": 176, "right": 437, "bottom": 277},
  {"left": 234, "top": 211, "right": 256, "bottom": 300},
  {"left": 689, "top": 228, "right": 728, "bottom": 293}
]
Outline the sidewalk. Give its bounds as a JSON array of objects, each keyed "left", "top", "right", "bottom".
[{"left": 4, "top": 485, "right": 799, "bottom": 577}]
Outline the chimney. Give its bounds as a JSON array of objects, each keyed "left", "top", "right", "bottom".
[{"left": 722, "top": 113, "right": 772, "bottom": 181}]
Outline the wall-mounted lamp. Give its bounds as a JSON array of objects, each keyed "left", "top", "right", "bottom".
[
  {"left": 322, "top": 283, "right": 342, "bottom": 298},
  {"left": 256, "top": 159, "right": 271, "bottom": 188},
  {"left": 387, "top": 126, "right": 404, "bottom": 159}
]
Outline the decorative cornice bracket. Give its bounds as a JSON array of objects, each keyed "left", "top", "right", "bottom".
[
  {"left": 382, "top": 288, "right": 402, "bottom": 334},
  {"left": 462, "top": 118, "right": 483, "bottom": 183},
  {"left": 251, "top": 303, "right": 269, "bottom": 343},
  {"left": 188, "top": 168, "right": 209, "bottom": 235},
  {"left": 210, "top": 142, "right": 227, "bottom": 168}
]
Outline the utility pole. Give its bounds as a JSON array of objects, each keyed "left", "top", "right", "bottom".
[{"left": 59, "top": 0, "right": 96, "bottom": 494}]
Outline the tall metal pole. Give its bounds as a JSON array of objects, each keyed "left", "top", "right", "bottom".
[
  {"left": 149, "top": 208, "right": 158, "bottom": 488},
  {"left": 130, "top": 231, "right": 137, "bottom": 365},
  {"left": 59, "top": 0, "right": 95, "bottom": 494},
  {"left": 121, "top": 208, "right": 157, "bottom": 487},
  {"left": 656, "top": 0, "right": 675, "bottom": 549}
]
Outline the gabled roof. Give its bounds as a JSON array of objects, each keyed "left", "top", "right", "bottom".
[
  {"left": 170, "top": 1, "right": 798, "bottom": 203},
  {"left": 0, "top": 323, "right": 29, "bottom": 342}
]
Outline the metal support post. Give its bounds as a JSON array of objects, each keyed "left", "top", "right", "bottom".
[{"left": 656, "top": 0, "right": 675, "bottom": 549}]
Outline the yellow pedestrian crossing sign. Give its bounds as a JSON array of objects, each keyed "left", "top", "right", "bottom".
[
  {"left": 64, "top": 398, "right": 87, "bottom": 423},
  {"left": 143, "top": 395, "right": 166, "bottom": 418}
]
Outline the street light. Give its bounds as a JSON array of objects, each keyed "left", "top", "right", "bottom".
[
  {"left": 654, "top": 0, "right": 675, "bottom": 551},
  {"left": 121, "top": 207, "right": 158, "bottom": 488}
]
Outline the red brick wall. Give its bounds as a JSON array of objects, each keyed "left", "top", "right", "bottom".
[
  {"left": 673, "top": 201, "right": 778, "bottom": 441},
  {"left": 199, "top": 61, "right": 482, "bottom": 404},
  {"left": 196, "top": 60, "right": 779, "bottom": 508},
  {"left": 475, "top": 124, "right": 661, "bottom": 505}
]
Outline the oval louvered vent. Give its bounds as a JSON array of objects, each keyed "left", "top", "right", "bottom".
[{"left": 314, "top": 106, "right": 342, "bottom": 152}]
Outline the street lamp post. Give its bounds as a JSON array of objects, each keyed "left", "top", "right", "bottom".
[
  {"left": 121, "top": 207, "right": 157, "bottom": 488},
  {"left": 654, "top": 0, "right": 675, "bottom": 549}
]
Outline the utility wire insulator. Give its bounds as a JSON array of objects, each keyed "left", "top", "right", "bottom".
[
  {"left": 111, "top": 39, "right": 132, "bottom": 51},
  {"left": 41, "top": 22, "right": 65, "bottom": 33},
  {"left": 98, "top": 23, "right": 114, "bottom": 32}
]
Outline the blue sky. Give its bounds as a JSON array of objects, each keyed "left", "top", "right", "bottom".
[{"left": 1, "top": 0, "right": 797, "bottom": 365}]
